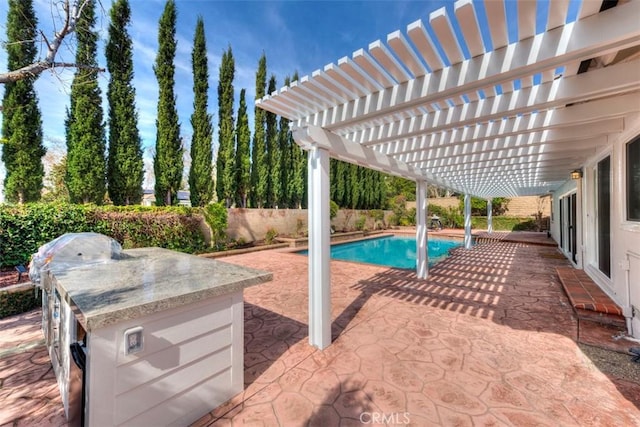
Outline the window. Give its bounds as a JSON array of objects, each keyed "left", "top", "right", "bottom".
[
  {"left": 597, "top": 156, "right": 611, "bottom": 277},
  {"left": 628, "top": 136, "right": 640, "bottom": 221}
]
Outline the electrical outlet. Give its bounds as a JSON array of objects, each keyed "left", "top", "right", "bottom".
[{"left": 124, "top": 326, "right": 144, "bottom": 355}]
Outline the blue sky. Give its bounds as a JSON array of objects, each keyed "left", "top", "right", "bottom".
[
  {"left": 0, "top": 0, "right": 455, "bottom": 182},
  {"left": 0, "top": 0, "right": 582, "bottom": 194}
]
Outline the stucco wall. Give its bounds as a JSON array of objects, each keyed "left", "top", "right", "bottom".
[
  {"left": 226, "top": 196, "right": 551, "bottom": 242},
  {"left": 506, "top": 196, "right": 551, "bottom": 217},
  {"left": 408, "top": 196, "right": 551, "bottom": 217},
  {"left": 226, "top": 208, "right": 393, "bottom": 242}
]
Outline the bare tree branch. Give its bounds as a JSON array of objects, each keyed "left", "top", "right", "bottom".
[
  {"left": 0, "top": 0, "right": 102, "bottom": 84},
  {"left": 0, "top": 61, "right": 105, "bottom": 84}
]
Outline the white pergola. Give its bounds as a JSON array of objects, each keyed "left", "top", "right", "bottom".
[{"left": 257, "top": 0, "right": 640, "bottom": 349}]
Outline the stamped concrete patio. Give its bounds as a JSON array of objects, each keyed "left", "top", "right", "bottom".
[{"left": 1, "top": 234, "right": 639, "bottom": 426}]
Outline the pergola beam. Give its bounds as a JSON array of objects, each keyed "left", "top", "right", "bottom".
[{"left": 292, "top": 124, "right": 459, "bottom": 191}]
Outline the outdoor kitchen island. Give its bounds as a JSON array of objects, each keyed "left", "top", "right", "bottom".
[{"left": 47, "top": 246, "right": 272, "bottom": 427}]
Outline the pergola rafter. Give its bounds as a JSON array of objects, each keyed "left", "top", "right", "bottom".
[{"left": 381, "top": 120, "right": 620, "bottom": 161}]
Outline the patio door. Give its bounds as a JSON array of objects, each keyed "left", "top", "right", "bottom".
[{"left": 596, "top": 156, "right": 611, "bottom": 277}]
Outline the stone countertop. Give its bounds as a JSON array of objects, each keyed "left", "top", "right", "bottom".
[{"left": 48, "top": 247, "right": 272, "bottom": 331}]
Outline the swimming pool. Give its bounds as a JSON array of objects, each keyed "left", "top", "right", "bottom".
[{"left": 299, "top": 235, "right": 462, "bottom": 269}]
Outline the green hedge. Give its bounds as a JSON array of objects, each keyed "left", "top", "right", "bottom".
[
  {"left": 0, "top": 203, "right": 207, "bottom": 268},
  {"left": 91, "top": 206, "right": 206, "bottom": 253},
  {"left": 0, "top": 287, "right": 40, "bottom": 319}
]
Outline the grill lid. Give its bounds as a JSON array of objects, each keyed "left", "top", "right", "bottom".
[{"left": 29, "top": 233, "right": 122, "bottom": 286}]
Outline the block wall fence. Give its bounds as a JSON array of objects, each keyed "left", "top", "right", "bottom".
[{"left": 221, "top": 196, "right": 550, "bottom": 242}]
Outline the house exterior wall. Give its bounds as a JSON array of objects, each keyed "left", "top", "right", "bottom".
[
  {"left": 587, "top": 113, "right": 640, "bottom": 338},
  {"left": 551, "top": 113, "right": 640, "bottom": 338}
]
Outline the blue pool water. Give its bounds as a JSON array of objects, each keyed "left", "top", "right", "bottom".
[{"left": 300, "top": 236, "right": 462, "bottom": 269}]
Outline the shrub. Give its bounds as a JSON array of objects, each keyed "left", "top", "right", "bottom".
[
  {"left": 399, "top": 208, "right": 417, "bottom": 226},
  {"left": 368, "top": 209, "right": 385, "bottom": 229},
  {"left": 390, "top": 195, "right": 407, "bottom": 217},
  {"left": 0, "top": 287, "right": 40, "bottom": 319},
  {"left": 264, "top": 228, "right": 278, "bottom": 244},
  {"left": 295, "top": 218, "right": 306, "bottom": 237},
  {"left": 439, "top": 206, "right": 463, "bottom": 228},
  {"left": 428, "top": 204, "right": 447, "bottom": 217},
  {"left": 387, "top": 196, "right": 416, "bottom": 226},
  {"left": 0, "top": 203, "right": 93, "bottom": 267},
  {"left": 94, "top": 207, "right": 206, "bottom": 253},
  {"left": 203, "top": 202, "right": 228, "bottom": 250},
  {"left": 368, "top": 209, "right": 385, "bottom": 221},
  {"left": 457, "top": 196, "right": 510, "bottom": 216},
  {"left": 355, "top": 215, "right": 367, "bottom": 231},
  {"left": 330, "top": 200, "right": 339, "bottom": 221}
]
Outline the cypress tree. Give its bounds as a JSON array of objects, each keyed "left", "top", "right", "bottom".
[
  {"left": 265, "top": 75, "right": 278, "bottom": 208},
  {"left": 188, "top": 17, "right": 213, "bottom": 207},
  {"left": 359, "top": 168, "right": 369, "bottom": 209},
  {"left": 277, "top": 76, "right": 291, "bottom": 208},
  {"left": 286, "top": 72, "right": 306, "bottom": 209},
  {"left": 1, "top": 0, "right": 45, "bottom": 203},
  {"left": 106, "top": 0, "right": 143, "bottom": 205},
  {"left": 235, "top": 89, "right": 251, "bottom": 208},
  {"left": 349, "top": 164, "right": 360, "bottom": 209},
  {"left": 365, "top": 168, "right": 374, "bottom": 208},
  {"left": 65, "top": 0, "right": 106, "bottom": 204},
  {"left": 250, "top": 54, "right": 267, "bottom": 208},
  {"left": 330, "top": 158, "right": 338, "bottom": 204},
  {"left": 376, "top": 170, "right": 386, "bottom": 208},
  {"left": 330, "top": 159, "right": 339, "bottom": 205},
  {"left": 216, "top": 46, "right": 235, "bottom": 207},
  {"left": 153, "top": 0, "right": 182, "bottom": 206},
  {"left": 342, "top": 161, "right": 351, "bottom": 208},
  {"left": 289, "top": 138, "right": 305, "bottom": 209}
]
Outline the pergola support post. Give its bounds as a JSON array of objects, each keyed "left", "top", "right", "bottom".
[
  {"left": 416, "top": 180, "right": 428, "bottom": 279},
  {"left": 464, "top": 194, "right": 472, "bottom": 249},
  {"left": 487, "top": 198, "right": 493, "bottom": 234},
  {"left": 308, "top": 145, "right": 331, "bottom": 349}
]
